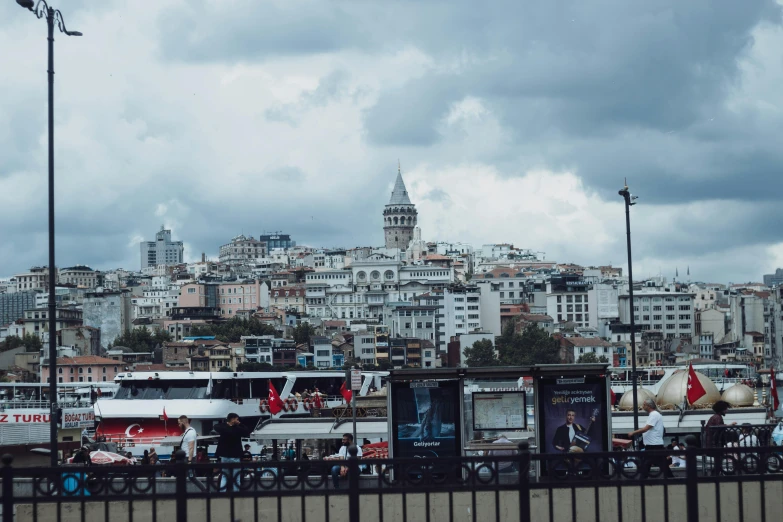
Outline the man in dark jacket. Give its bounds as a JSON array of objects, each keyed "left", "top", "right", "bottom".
[
  {"left": 552, "top": 409, "right": 593, "bottom": 452},
  {"left": 214, "top": 413, "right": 251, "bottom": 491}
]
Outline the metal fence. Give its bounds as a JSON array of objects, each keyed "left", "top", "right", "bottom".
[{"left": 2, "top": 442, "right": 783, "bottom": 522}]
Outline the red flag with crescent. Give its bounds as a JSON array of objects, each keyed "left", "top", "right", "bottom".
[
  {"left": 268, "top": 381, "right": 283, "bottom": 415},
  {"left": 687, "top": 364, "right": 707, "bottom": 405}
]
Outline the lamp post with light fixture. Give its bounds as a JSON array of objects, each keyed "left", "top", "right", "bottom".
[
  {"left": 618, "top": 181, "right": 640, "bottom": 431},
  {"left": 15, "top": 0, "right": 82, "bottom": 467}
]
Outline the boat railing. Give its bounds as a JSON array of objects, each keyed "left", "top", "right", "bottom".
[
  {"left": 0, "top": 399, "right": 91, "bottom": 410},
  {"left": 611, "top": 376, "right": 745, "bottom": 388}
]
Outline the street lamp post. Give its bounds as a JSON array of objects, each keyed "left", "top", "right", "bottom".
[
  {"left": 618, "top": 182, "right": 640, "bottom": 431},
  {"left": 15, "top": 0, "right": 82, "bottom": 467}
]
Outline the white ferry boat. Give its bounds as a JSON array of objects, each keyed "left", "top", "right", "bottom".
[
  {"left": 0, "top": 382, "right": 117, "bottom": 450},
  {"left": 95, "top": 370, "right": 387, "bottom": 458}
]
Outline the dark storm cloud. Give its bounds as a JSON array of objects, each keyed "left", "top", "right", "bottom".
[{"left": 356, "top": 0, "right": 783, "bottom": 207}]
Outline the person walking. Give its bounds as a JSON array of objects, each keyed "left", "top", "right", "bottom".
[
  {"left": 627, "top": 398, "right": 673, "bottom": 478},
  {"left": 178, "top": 415, "right": 205, "bottom": 490},
  {"left": 214, "top": 413, "right": 252, "bottom": 491},
  {"left": 704, "top": 400, "right": 735, "bottom": 475}
]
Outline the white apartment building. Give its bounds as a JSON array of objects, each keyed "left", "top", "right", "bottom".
[
  {"left": 59, "top": 266, "right": 98, "bottom": 288},
  {"left": 219, "top": 235, "right": 267, "bottom": 266},
  {"left": 311, "top": 336, "right": 333, "bottom": 368},
  {"left": 546, "top": 275, "right": 593, "bottom": 329},
  {"left": 304, "top": 257, "right": 453, "bottom": 322},
  {"left": 354, "top": 333, "right": 377, "bottom": 366},
  {"left": 587, "top": 283, "right": 620, "bottom": 330},
  {"left": 131, "top": 276, "right": 179, "bottom": 320},
  {"left": 729, "top": 292, "right": 765, "bottom": 345},
  {"left": 441, "top": 284, "right": 482, "bottom": 351},
  {"left": 618, "top": 287, "right": 695, "bottom": 339},
  {"left": 14, "top": 267, "right": 55, "bottom": 292},
  {"left": 689, "top": 284, "right": 724, "bottom": 311},
  {"left": 140, "top": 226, "right": 184, "bottom": 269}
]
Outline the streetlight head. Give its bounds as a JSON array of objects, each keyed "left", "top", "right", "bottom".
[
  {"left": 66, "top": 31, "right": 83, "bottom": 36},
  {"left": 16, "top": 0, "right": 35, "bottom": 9}
]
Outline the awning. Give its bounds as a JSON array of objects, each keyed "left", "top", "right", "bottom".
[{"left": 250, "top": 419, "right": 388, "bottom": 440}]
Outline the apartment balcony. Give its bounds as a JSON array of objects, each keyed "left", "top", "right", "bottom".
[{"left": 500, "top": 298, "right": 526, "bottom": 305}]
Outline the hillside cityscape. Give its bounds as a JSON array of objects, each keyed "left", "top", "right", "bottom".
[{"left": 1, "top": 166, "right": 781, "bottom": 383}]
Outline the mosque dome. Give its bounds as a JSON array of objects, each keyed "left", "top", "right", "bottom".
[
  {"left": 656, "top": 369, "right": 721, "bottom": 409},
  {"left": 618, "top": 388, "right": 655, "bottom": 411},
  {"left": 721, "top": 383, "right": 755, "bottom": 407}
]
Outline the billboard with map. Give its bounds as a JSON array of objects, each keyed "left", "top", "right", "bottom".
[{"left": 472, "top": 391, "right": 526, "bottom": 431}]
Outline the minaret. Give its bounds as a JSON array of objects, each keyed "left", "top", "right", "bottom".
[{"left": 383, "top": 163, "right": 417, "bottom": 250}]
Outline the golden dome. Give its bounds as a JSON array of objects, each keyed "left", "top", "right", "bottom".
[
  {"left": 656, "top": 369, "right": 721, "bottom": 409},
  {"left": 618, "top": 388, "right": 655, "bottom": 411},
  {"left": 721, "top": 383, "right": 755, "bottom": 407}
]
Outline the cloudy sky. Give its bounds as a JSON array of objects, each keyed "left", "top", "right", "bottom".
[{"left": 1, "top": 0, "right": 782, "bottom": 284}]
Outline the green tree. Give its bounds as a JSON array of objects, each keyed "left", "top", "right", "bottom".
[
  {"left": 463, "top": 339, "right": 500, "bottom": 367},
  {"left": 498, "top": 324, "right": 561, "bottom": 365},
  {"left": 0, "top": 334, "right": 43, "bottom": 353},
  {"left": 190, "top": 317, "right": 277, "bottom": 342},
  {"left": 576, "top": 352, "right": 609, "bottom": 364},
  {"left": 108, "top": 327, "right": 172, "bottom": 353},
  {"left": 292, "top": 322, "right": 316, "bottom": 346},
  {"left": 218, "top": 366, "right": 232, "bottom": 372}
]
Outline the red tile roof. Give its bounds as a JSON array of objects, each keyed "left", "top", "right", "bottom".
[
  {"left": 563, "top": 337, "right": 611, "bottom": 347},
  {"left": 55, "top": 356, "right": 120, "bottom": 365}
]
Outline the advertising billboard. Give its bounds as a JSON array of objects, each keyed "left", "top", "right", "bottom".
[
  {"left": 536, "top": 376, "right": 609, "bottom": 459},
  {"left": 391, "top": 379, "right": 461, "bottom": 462}
]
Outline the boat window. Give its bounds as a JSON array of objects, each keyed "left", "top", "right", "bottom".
[{"left": 114, "top": 380, "right": 208, "bottom": 400}]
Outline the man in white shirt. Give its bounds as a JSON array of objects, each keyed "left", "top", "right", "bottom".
[
  {"left": 627, "top": 398, "right": 673, "bottom": 478},
  {"left": 329, "top": 433, "right": 362, "bottom": 488},
  {"left": 178, "top": 415, "right": 206, "bottom": 490}
]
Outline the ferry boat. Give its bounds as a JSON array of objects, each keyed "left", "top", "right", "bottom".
[
  {"left": 0, "top": 382, "right": 117, "bottom": 451},
  {"left": 95, "top": 370, "right": 388, "bottom": 458}
]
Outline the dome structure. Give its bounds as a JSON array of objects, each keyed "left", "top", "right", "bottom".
[
  {"left": 656, "top": 369, "right": 721, "bottom": 409},
  {"left": 721, "top": 383, "right": 755, "bottom": 407},
  {"left": 618, "top": 388, "right": 655, "bottom": 411}
]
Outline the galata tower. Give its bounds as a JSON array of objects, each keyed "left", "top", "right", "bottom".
[{"left": 383, "top": 163, "right": 417, "bottom": 250}]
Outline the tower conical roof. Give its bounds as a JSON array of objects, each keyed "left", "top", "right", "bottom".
[{"left": 389, "top": 166, "right": 412, "bottom": 205}]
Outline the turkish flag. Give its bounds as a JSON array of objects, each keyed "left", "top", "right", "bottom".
[
  {"left": 340, "top": 382, "right": 353, "bottom": 403},
  {"left": 771, "top": 367, "right": 780, "bottom": 411},
  {"left": 610, "top": 389, "right": 616, "bottom": 406},
  {"left": 724, "top": 368, "right": 730, "bottom": 378},
  {"left": 687, "top": 364, "right": 707, "bottom": 405},
  {"left": 313, "top": 390, "right": 323, "bottom": 409},
  {"left": 268, "top": 381, "right": 283, "bottom": 415},
  {"left": 162, "top": 407, "right": 168, "bottom": 422}
]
